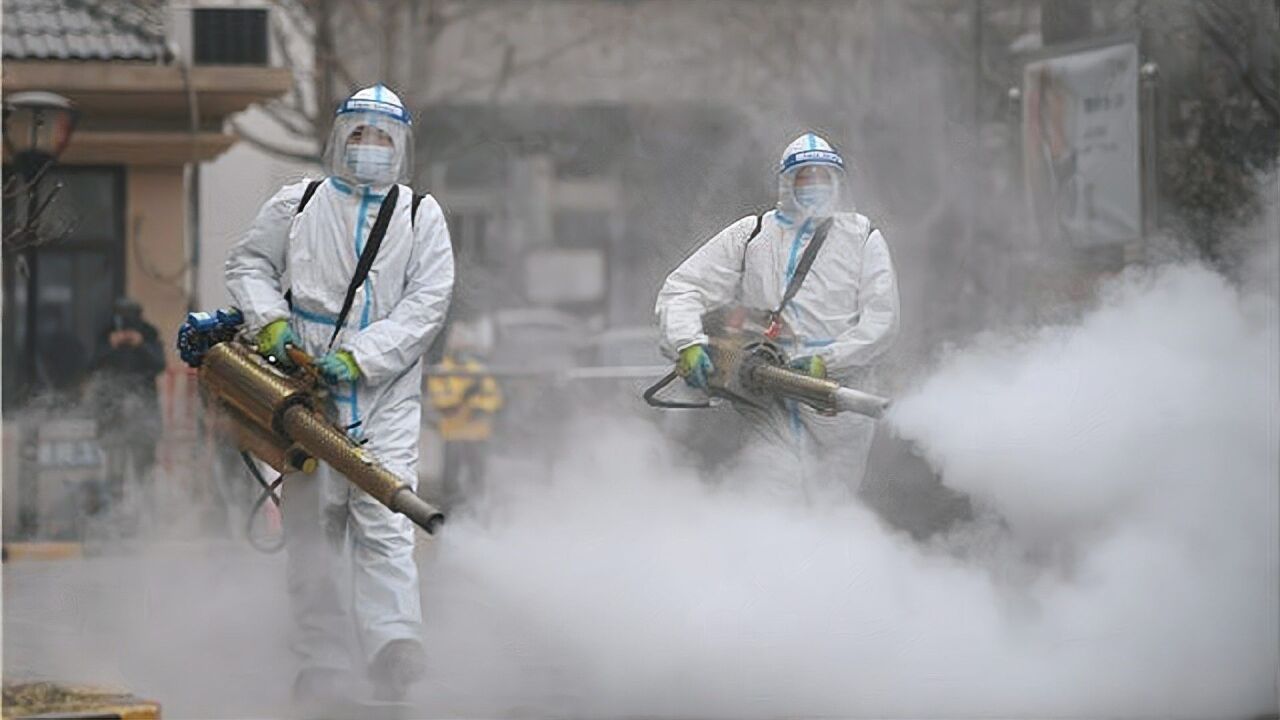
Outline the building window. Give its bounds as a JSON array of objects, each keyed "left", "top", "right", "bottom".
[
  {"left": 2, "top": 167, "right": 126, "bottom": 411},
  {"left": 193, "top": 8, "right": 269, "bottom": 66}
]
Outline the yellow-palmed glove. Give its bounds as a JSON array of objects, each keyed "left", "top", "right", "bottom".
[
  {"left": 677, "top": 344, "right": 714, "bottom": 390},
  {"left": 788, "top": 354, "right": 827, "bottom": 379},
  {"left": 317, "top": 350, "right": 361, "bottom": 385},
  {"left": 256, "top": 319, "right": 297, "bottom": 366}
]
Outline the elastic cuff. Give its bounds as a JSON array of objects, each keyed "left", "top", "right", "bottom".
[
  {"left": 675, "top": 336, "right": 709, "bottom": 352},
  {"left": 336, "top": 351, "right": 361, "bottom": 378},
  {"left": 252, "top": 313, "right": 289, "bottom": 337},
  {"left": 341, "top": 347, "right": 370, "bottom": 382}
]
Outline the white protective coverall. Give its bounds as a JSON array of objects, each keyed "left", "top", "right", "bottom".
[
  {"left": 656, "top": 133, "right": 899, "bottom": 499},
  {"left": 225, "top": 85, "right": 454, "bottom": 672}
]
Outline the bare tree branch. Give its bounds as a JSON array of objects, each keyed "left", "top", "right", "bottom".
[
  {"left": 277, "top": 0, "right": 315, "bottom": 36},
  {"left": 266, "top": 99, "right": 316, "bottom": 131},
  {"left": 436, "top": 0, "right": 490, "bottom": 32},
  {"left": 311, "top": 0, "right": 336, "bottom": 147},
  {"left": 428, "top": 8, "right": 630, "bottom": 100},
  {"left": 330, "top": 55, "right": 360, "bottom": 95},
  {"left": 271, "top": 9, "right": 316, "bottom": 119},
  {"left": 1195, "top": 2, "right": 1280, "bottom": 123},
  {"left": 261, "top": 100, "right": 319, "bottom": 139},
  {"left": 231, "top": 118, "right": 324, "bottom": 164}
]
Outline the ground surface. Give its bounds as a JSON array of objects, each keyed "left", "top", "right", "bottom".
[{"left": 3, "top": 456, "right": 582, "bottom": 719}]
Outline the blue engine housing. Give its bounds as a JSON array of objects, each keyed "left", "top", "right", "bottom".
[{"left": 177, "top": 307, "right": 245, "bottom": 367}]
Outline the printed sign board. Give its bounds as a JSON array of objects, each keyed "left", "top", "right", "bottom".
[{"left": 1023, "top": 41, "right": 1141, "bottom": 248}]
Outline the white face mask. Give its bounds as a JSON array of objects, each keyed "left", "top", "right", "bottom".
[
  {"left": 344, "top": 144, "right": 396, "bottom": 184},
  {"left": 794, "top": 183, "right": 834, "bottom": 210}
]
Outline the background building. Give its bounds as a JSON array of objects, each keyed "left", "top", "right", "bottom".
[
  {"left": 1, "top": 0, "right": 290, "bottom": 538},
  {"left": 2, "top": 0, "right": 290, "bottom": 401},
  {"left": 221, "top": 0, "right": 1273, "bottom": 370}
]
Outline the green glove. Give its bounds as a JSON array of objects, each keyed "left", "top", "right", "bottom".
[
  {"left": 256, "top": 319, "right": 297, "bottom": 366},
  {"left": 317, "top": 350, "right": 361, "bottom": 385},
  {"left": 677, "top": 344, "right": 714, "bottom": 390},
  {"left": 789, "top": 354, "right": 827, "bottom": 379}
]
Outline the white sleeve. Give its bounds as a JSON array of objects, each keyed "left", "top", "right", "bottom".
[
  {"left": 224, "top": 180, "right": 310, "bottom": 333},
  {"left": 655, "top": 215, "right": 759, "bottom": 357},
  {"left": 344, "top": 194, "right": 455, "bottom": 385},
  {"left": 816, "top": 227, "right": 900, "bottom": 373}
]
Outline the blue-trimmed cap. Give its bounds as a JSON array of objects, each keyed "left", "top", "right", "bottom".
[
  {"left": 335, "top": 84, "right": 412, "bottom": 126},
  {"left": 779, "top": 132, "right": 844, "bottom": 173}
]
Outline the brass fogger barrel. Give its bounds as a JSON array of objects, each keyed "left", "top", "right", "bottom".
[
  {"left": 200, "top": 342, "right": 444, "bottom": 534},
  {"left": 281, "top": 409, "right": 444, "bottom": 533},
  {"left": 749, "top": 363, "right": 891, "bottom": 419},
  {"left": 201, "top": 341, "right": 308, "bottom": 433}
]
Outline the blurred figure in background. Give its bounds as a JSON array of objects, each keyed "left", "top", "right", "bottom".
[
  {"left": 428, "top": 325, "right": 503, "bottom": 511},
  {"left": 656, "top": 132, "right": 900, "bottom": 499},
  {"left": 86, "top": 297, "right": 165, "bottom": 519}
]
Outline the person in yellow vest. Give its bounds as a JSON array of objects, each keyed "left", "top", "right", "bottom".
[{"left": 427, "top": 349, "right": 502, "bottom": 510}]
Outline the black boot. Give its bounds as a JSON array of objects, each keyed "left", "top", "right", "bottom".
[{"left": 369, "top": 639, "right": 425, "bottom": 702}]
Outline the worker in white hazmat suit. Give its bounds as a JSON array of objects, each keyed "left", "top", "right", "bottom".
[
  {"left": 655, "top": 132, "right": 899, "bottom": 499},
  {"left": 225, "top": 84, "right": 454, "bottom": 704}
]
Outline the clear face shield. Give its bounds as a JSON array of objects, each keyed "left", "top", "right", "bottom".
[
  {"left": 322, "top": 110, "right": 414, "bottom": 187},
  {"left": 778, "top": 163, "right": 845, "bottom": 220}
]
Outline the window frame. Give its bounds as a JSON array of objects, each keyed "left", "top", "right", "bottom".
[{"left": 2, "top": 165, "right": 127, "bottom": 411}]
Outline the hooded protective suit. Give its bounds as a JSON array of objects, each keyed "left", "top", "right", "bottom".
[
  {"left": 225, "top": 85, "right": 453, "bottom": 675},
  {"left": 656, "top": 133, "right": 899, "bottom": 499}
]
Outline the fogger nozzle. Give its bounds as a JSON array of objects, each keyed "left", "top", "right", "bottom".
[
  {"left": 389, "top": 488, "right": 446, "bottom": 534},
  {"left": 833, "top": 386, "right": 891, "bottom": 419}
]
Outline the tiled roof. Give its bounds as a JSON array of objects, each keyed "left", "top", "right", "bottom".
[{"left": 2, "top": 0, "right": 172, "bottom": 62}]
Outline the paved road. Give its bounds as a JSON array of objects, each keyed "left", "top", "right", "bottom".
[
  {"left": 3, "top": 487, "right": 581, "bottom": 718},
  {"left": 4, "top": 542, "right": 298, "bottom": 717}
]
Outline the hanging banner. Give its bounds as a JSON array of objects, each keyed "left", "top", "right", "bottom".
[{"left": 1023, "top": 41, "right": 1140, "bottom": 248}]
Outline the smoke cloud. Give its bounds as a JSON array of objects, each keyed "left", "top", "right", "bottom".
[
  {"left": 417, "top": 260, "right": 1278, "bottom": 718},
  {"left": 6, "top": 259, "right": 1275, "bottom": 719}
]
